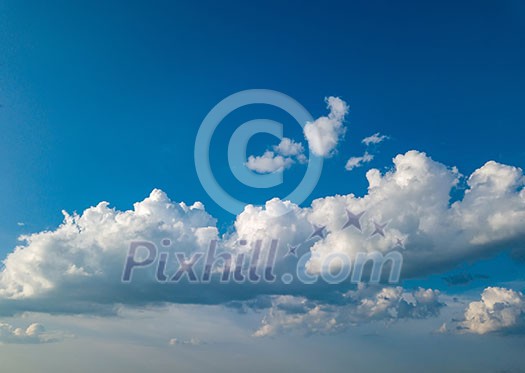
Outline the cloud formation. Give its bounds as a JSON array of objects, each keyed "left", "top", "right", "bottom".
[
  {"left": 345, "top": 132, "right": 388, "bottom": 172},
  {"left": 273, "top": 138, "right": 305, "bottom": 158},
  {"left": 233, "top": 151, "right": 525, "bottom": 281},
  {"left": 0, "top": 151, "right": 524, "bottom": 320},
  {"left": 245, "top": 138, "right": 306, "bottom": 174},
  {"left": 460, "top": 287, "right": 525, "bottom": 334},
  {"left": 0, "top": 189, "right": 218, "bottom": 313},
  {"left": 303, "top": 97, "right": 348, "bottom": 157},
  {"left": 253, "top": 285, "right": 443, "bottom": 336},
  {"left": 246, "top": 151, "right": 294, "bottom": 173},
  {"left": 362, "top": 132, "right": 388, "bottom": 146},
  {"left": 0, "top": 322, "right": 55, "bottom": 344},
  {"left": 246, "top": 96, "right": 347, "bottom": 174},
  {"left": 345, "top": 151, "right": 374, "bottom": 171}
]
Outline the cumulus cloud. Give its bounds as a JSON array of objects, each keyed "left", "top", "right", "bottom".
[
  {"left": 345, "top": 152, "right": 374, "bottom": 171},
  {"left": 0, "top": 151, "right": 524, "bottom": 319},
  {"left": 253, "top": 285, "right": 443, "bottom": 336},
  {"left": 0, "top": 189, "right": 218, "bottom": 313},
  {"left": 246, "top": 96, "right": 348, "bottom": 171},
  {"left": 362, "top": 132, "right": 388, "bottom": 146},
  {"left": 304, "top": 97, "right": 349, "bottom": 157},
  {"left": 246, "top": 138, "right": 306, "bottom": 174},
  {"left": 273, "top": 138, "right": 304, "bottom": 158},
  {"left": 246, "top": 151, "right": 294, "bottom": 173},
  {"left": 0, "top": 322, "right": 56, "bottom": 344},
  {"left": 459, "top": 287, "right": 525, "bottom": 334},
  {"left": 232, "top": 151, "right": 525, "bottom": 281}
]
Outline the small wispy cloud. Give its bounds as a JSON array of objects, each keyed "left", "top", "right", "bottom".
[
  {"left": 345, "top": 132, "right": 389, "bottom": 172},
  {"left": 362, "top": 132, "right": 388, "bottom": 146},
  {"left": 169, "top": 337, "right": 202, "bottom": 346},
  {"left": 345, "top": 152, "right": 374, "bottom": 171}
]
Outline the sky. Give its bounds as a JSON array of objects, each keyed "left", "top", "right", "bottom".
[{"left": 0, "top": 0, "right": 525, "bottom": 372}]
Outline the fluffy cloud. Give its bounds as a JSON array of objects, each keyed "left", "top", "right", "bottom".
[
  {"left": 273, "top": 138, "right": 304, "bottom": 158},
  {"left": 246, "top": 151, "right": 294, "bottom": 173},
  {"left": 303, "top": 96, "right": 348, "bottom": 157},
  {"left": 232, "top": 151, "right": 525, "bottom": 281},
  {"left": 345, "top": 151, "right": 374, "bottom": 171},
  {"left": 253, "top": 285, "right": 443, "bottom": 336},
  {"left": 0, "top": 189, "right": 218, "bottom": 312},
  {"left": 0, "top": 151, "right": 524, "bottom": 319},
  {"left": 246, "top": 96, "right": 347, "bottom": 172},
  {"left": 246, "top": 138, "right": 306, "bottom": 174},
  {"left": 362, "top": 132, "right": 388, "bottom": 146},
  {"left": 0, "top": 322, "right": 55, "bottom": 344},
  {"left": 459, "top": 287, "right": 525, "bottom": 334}
]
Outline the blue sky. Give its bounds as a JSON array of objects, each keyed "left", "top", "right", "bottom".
[
  {"left": 0, "top": 1, "right": 525, "bottom": 371},
  {"left": 2, "top": 0, "right": 524, "bottom": 238}
]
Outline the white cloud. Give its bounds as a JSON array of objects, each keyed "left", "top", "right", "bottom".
[
  {"left": 345, "top": 132, "right": 387, "bottom": 172},
  {"left": 246, "top": 151, "right": 294, "bottom": 173},
  {"left": 273, "top": 138, "right": 304, "bottom": 157},
  {"left": 459, "top": 287, "right": 525, "bottom": 334},
  {"left": 253, "top": 285, "right": 443, "bottom": 336},
  {"left": 246, "top": 96, "right": 348, "bottom": 171},
  {"left": 245, "top": 138, "right": 305, "bottom": 174},
  {"left": 0, "top": 189, "right": 218, "bottom": 311},
  {"left": 231, "top": 150, "right": 525, "bottom": 280},
  {"left": 345, "top": 151, "right": 374, "bottom": 171},
  {"left": 362, "top": 132, "right": 388, "bottom": 146},
  {"left": 0, "top": 151, "right": 524, "bottom": 320},
  {"left": 0, "top": 322, "right": 55, "bottom": 344},
  {"left": 303, "top": 96, "right": 349, "bottom": 157}
]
